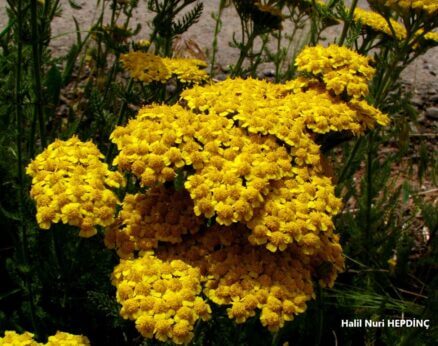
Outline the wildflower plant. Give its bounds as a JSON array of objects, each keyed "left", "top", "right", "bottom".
[
  {"left": 69, "top": 44, "right": 387, "bottom": 344},
  {"left": 22, "top": 41, "right": 394, "bottom": 344},
  {"left": 2, "top": 0, "right": 437, "bottom": 345}
]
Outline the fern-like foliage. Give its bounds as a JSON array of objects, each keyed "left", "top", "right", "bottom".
[
  {"left": 172, "top": 2, "right": 204, "bottom": 36},
  {"left": 147, "top": 0, "right": 203, "bottom": 56}
]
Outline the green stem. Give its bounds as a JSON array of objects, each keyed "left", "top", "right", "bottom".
[
  {"left": 30, "top": 0, "right": 47, "bottom": 148},
  {"left": 338, "top": 0, "right": 359, "bottom": 46},
  {"left": 365, "top": 132, "right": 374, "bottom": 254},
  {"left": 106, "top": 78, "right": 134, "bottom": 163},
  {"left": 337, "top": 136, "right": 364, "bottom": 186},
  {"left": 232, "top": 30, "right": 257, "bottom": 77},
  {"left": 102, "top": 54, "right": 120, "bottom": 103},
  {"left": 309, "top": 0, "right": 320, "bottom": 46},
  {"left": 274, "top": 29, "right": 282, "bottom": 82},
  {"left": 15, "top": 0, "right": 38, "bottom": 334},
  {"left": 210, "top": 0, "right": 226, "bottom": 76}
]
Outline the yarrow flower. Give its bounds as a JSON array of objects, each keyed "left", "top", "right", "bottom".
[
  {"left": 112, "top": 252, "right": 211, "bottom": 344},
  {"left": 120, "top": 51, "right": 209, "bottom": 84},
  {"left": 247, "top": 176, "right": 342, "bottom": 252},
  {"left": 424, "top": 31, "right": 438, "bottom": 42},
  {"left": 182, "top": 77, "right": 388, "bottom": 139},
  {"left": 0, "top": 331, "right": 39, "bottom": 346},
  {"left": 155, "top": 224, "right": 343, "bottom": 331},
  {"left": 45, "top": 331, "right": 91, "bottom": 346},
  {"left": 105, "top": 186, "right": 203, "bottom": 258},
  {"left": 26, "top": 136, "right": 125, "bottom": 237},
  {"left": 0, "top": 331, "right": 90, "bottom": 346},
  {"left": 353, "top": 7, "right": 407, "bottom": 39},
  {"left": 294, "top": 44, "right": 376, "bottom": 98},
  {"left": 110, "top": 104, "right": 207, "bottom": 186},
  {"left": 370, "top": 0, "right": 438, "bottom": 16}
]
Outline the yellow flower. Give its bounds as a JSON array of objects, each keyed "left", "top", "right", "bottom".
[
  {"left": 424, "top": 31, "right": 438, "bottom": 42},
  {"left": 371, "top": 0, "right": 438, "bottom": 16},
  {"left": 0, "top": 331, "right": 90, "bottom": 346},
  {"left": 46, "top": 331, "right": 90, "bottom": 346},
  {"left": 156, "top": 224, "right": 329, "bottom": 332},
  {"left": 0, "top": 331, "right": 41, "bottom": 346},
  {"left": 295, "top": 45, "right": 375, "bottom": 98},
  {"left": 26, "top": 136, "right": 124, "bottom": 236},
  {"left": 353, "top": 7, "right": 407, "bottom": 40},
  {"left": 121, "top": 51, "right": 209, "bottom": 84},
  {"left": 112, "top": 252, "right": 210, "bottom": 344}
]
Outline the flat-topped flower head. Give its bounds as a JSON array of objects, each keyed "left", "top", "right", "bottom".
[
  {"left": 45, "top": 331, "right": 90, "bottom": 346},
  {"left": 121, "top": 51, "right": 209, "bottom": 84},
  {"left": 295, "top": 45, "right": 375, "bottom": 98},
  {"left": 353, "top": 7, "right": 407, "bottom": 39},
  {"left": 26, "top": 136, "right": 124, "bottom": 237},
  {"left": 370, "top": 0, "right": 438, "bottom": 16},
  {"left": 112, "top": 252, "right": 210, "bottom": 344}
]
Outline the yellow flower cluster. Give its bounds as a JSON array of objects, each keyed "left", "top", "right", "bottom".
[
  {"left": 294, "top": 44, "right": 375, "bottom": 98},
  {"left": 111, "top": 103, "right": 294, "bottom": 227},
  {"left": 247, "top": 176, "right": 342, "bottom": 252},
  {"left": 182, "top": 77, "right": 388, "bottom": 138},
  {"left": 46, "top": 332, "right": 90, "bottom": 346},
  {"left": 353, "top": 7, "right": 407, "bottom": 39},
  {"left": 112, "top": 252, "right": 211, "bottom": 344},
  {"left": 105, "top": 44, "right": 389, "bottom": 342},
  {"left": 26, "top": 136, "right": 124, "bottom": 237},
  {"left": 156, "top": 224, "right": 343, "bottom": 331},
  {"left": 372, "top": 0, "right": 438, "bottom": 15},
  {"left": 0, "top": 331, "right": 39, "bottom": 346},
  {"left": 112, "top": 47, "right": 387, "bottom": 251},
  {"left": 111, "top": 104, "right": 205, "bottom": 186},
  {"left": 120, "top": 51, "right": 209, "bottom": 84},
  {"left": 424, "top": 31, "right": 438, "bottom": 42},
  {"left": 0, "top": 331, "right": 90, "bottom": 346},
  {"left": 105, "top": 186, "right": 203, "bottom": 258},
  {"left": 181, "top": 77, "right": 388, "bottom": 141},
  {"left": 185, "top": 130, "right": 293, "bottom": 225}
]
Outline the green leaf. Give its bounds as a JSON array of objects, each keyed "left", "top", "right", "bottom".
[
  {"left": 0, "top": 289, "right": 21, "bottom": 301},
  {"left": 0, "top": 203, "right": 21, "bottom": 221},
  {"left": 45, "top": 64, "right": 62, "bottom": 106}
]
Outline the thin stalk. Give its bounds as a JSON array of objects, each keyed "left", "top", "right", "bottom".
[
  {"left": 15, "top": 0, "right": 38, "bottom": 334},
  {"left": 232, "top": 30, "right": 257, "bottom": 77},
  {"left": 29, "top": 112, "right": 37, "bottom": 158},
  {"left": 274, "top": 29, "right": 282, "bottom": 82},
  {"left": 249, "top": 34, "right": 268, "bottom": 77},
  {"left": 102, "top": 54, "right": 120, "bottom": 103},
  {"left": 210, "top": 0, "right": 226, "bottom": 75},
  {"left": 106, "top": 78, "right": 134, "bottom": 163},
  {"left": 30, "top": 0, "right": 47, "bottom": 148},
  {"left": 309, "top": 0, "right": 320, "bottom": 46},
  {"left": 271, "top": 332, "right": 279, "bottom": 346},
  {"left": 337, "top": 136, "right": 364, "bottom": 186},
  {"left": 365, "top": 132, "right": 374, "bottom": 254},
  {"left": 338, "top": 0, "right": 359, "bottom": 46}
]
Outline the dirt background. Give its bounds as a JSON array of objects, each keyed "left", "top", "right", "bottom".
[{"left": 0, "top": 0, "right": 437, "bottom": 103}]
